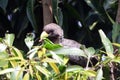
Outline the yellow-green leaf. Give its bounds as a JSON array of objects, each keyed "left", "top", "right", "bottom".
[
  {"left": 41, "top": 58, "right": 57, "bottom": 63},
  {"left": 49, "top": 62, "right": 60, "bottom": 74},
  {"left": 0, "top": 68, "right": 15, "bottom": 74},
  {"left": 23, "top": 72, "right": 29, "bottom": 80},
  {"left": 99, "top": 29, "right": 114, "bottom": 58},
  {"left": 12, "top": 47, "right": 24, "bottom": 60},
  {"left": 35, "top": 65, "right": 50, "bottom": 77}
]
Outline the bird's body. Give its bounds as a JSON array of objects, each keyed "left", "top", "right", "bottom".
[{"left": 43, "top": 23, "right": 87, "bottom": 66}]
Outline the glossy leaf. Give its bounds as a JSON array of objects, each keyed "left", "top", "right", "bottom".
[
  {"left": 24, "top": 33, "right": 34, "bottom": 50},
  {"left": 0, "top": 51, "right": 8, "bottom": 67},
  {"left": 49, "top": 62, "right": 60, "bottom": 74},
  {"left": 35, "top": 65, "right": 50, "bottom": 77},
  {"left": 95, "top": 67, "right": 103, "bottom": 80},
  {"left": 29, "top": 65, "right": 33, "bottom": 77},
  {"left": 53, "top": 47, "right": 86, "bottom": 57},
  {"left": 41, "top": 58, "right": 57, "bottom": 63},
  {"left": 43, "top": 38, "right": 62, "bottom": 50},
  {"left": 84, "top": 70, "right": 96, "bottom": 77},
  {"left": 66, "top": 65, "right": 84, "bottom": 73},
  {"left": 0, "top": 68, "right": 15, "bottom": 75},
  {"left": 12, "top": 47, "right": 24, "bottom": 60},
  {"left": 4, "top": 33, "right": 15, "bottom": 46},
  {"left": 99, "top": 29, "right": 114, "bottom": 58},
  {"left": 0, "top": 43, "right": 7, "bottom": 52},
  {"left": 49, "top": 51, "right": 63, "bottom": 64},
  {"left": 85, "top": 47, "right": 95, "bottom": 58},
  {"left": 23, "top": 72, "right": 29, "bottom": 80},
  {"left": 10, "top": 67, "right": 23, "bottom": 80}
]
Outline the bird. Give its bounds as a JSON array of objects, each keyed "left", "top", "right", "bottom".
[{"left": 43, "top": 23, "right": 87, "bottom": 67}]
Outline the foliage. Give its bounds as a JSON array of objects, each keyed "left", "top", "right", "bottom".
[
  {"left": 0, "top": 0, "right": 120, "bottom": 80},
  {"left": 0, "top": 29, "right": 119, "bottom": 80}
]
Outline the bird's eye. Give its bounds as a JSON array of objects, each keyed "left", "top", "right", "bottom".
[{"left": 47, "top": 29, "right": 54, "bottom": 34}]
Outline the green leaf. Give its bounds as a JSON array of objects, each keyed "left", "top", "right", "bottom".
[
  {"left": 12, "top": 47, "right": 24, "bottom": 60},
  {"left": 24, "top": 33, "right": 34, "bottom": 50},
  {"left": 85, "top": 47, "right": 95, "bottom": 58},
  {"left": 4, "top": 33, "right": 15, "bottom": 46},
  {"left": 0, "top": 0, "right": 8, "bottom": 12},
  {"left": 0, "top": 51, "right": 8, "bottom": 67},
  {"left": 112, "top": 23, "right": 120, "bottom": 43},
  {"left": 53, "top": 47, "right": 86, "bottom": 57},
  {"left": 10, "top": 67, "right": 23, "bottom": 80},
  {"left": 35, "top": 65, "right": 50, "bottom": 77},
  {"left": 49, "top": 62, "right": 60, "bottom": 74},
  {"left": 0, "top": 43, "right": 7, "bottom": 52},
  {"left": 95, "top": 67, "right": 103, "bottom": 80},
  {"left": 84, "top": 70, "right": 96, "bottom": 77},
  {"left": 23, "top": 72, "right": 29, "bottom": 80},
  {"left": 43, "top": 38, "right": 62, "bottom": 50},
  {"left": 0, "top": 68, "right": 15, "bottom": 75},
  {"left": 66, "top": 65, "right": 84, "bottom": 72},
  {"left": 99, "top": 29, "right": 114, "bottom": 58},
  {"left": 26, "top": 0, "right": 38, "bottom": 32},
  {"left": 49, "top": 51, "right": 64, "bottom": 64}
]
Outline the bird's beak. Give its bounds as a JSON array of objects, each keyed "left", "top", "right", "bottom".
[{"left": 40, "top": 31, "right": 49, "bottom": 40}]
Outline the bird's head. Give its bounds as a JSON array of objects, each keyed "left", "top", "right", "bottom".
[{"left": 43, "top": 23, "right": 63, "bottom": 43}]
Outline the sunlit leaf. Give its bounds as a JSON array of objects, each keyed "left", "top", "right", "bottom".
[
  {"left": 24, "top": 33, "right": 34, "bottom": 50},
  {"left": 84, "top": 70, "right": 96, "bottom": 77},
  {"left": 29, "top": 65, "right": 33, "bottom": 77},
  {"left": 49, "top": 51, "right": 63, "bottom": 64},
  {"left": 99, "top": 29, "right": 114, "bottom": 58},
  {"left": 0, "top": 68, "right": 15, "bottom": 75},
  {"left": 66, "top": 65, "right": 84, "bottom": 72},
  {"left": 10, "top": 61, "right": 18, "bottom": 68},
  {"left": 12, "top": 47, "right": 24, "bottom": 60},
  {"left": 95, "top": 67, "right": 103, "bottom": 80},
  {"left": 36, "top": 71, "right": 42, "bottom": 80},
  {"left": 112, "top": 43, "right": 120, "bottom": 47},
  {"left": 35, "top": 65, "right": 50, "bottom": 77},
  {"left": 53, "top": 47, "right": 86, "bottom": 57},
  {"left": 27, "top": 47, "right": 39, "bottom": 59},
  {"left": 41, "top": 58, "right": 57, "bottom": 63},
  {"left": 49, "top": 62, "right": 60, "bottom": 74},
  {"left": 38, "top": 47, "right": 46, "bottom": 58},
  {"left": 5, "top": 57, "right": 23, "bottom": 61},
  {"left": 0, "top": 43, "right": 7, "bottom": 52},
  {"left": 4, "top": 33, "right": 15, "bottom": 46},
  {"left": 11, "top": 66, "right": 23, "bottom": 80},
  {"left": 23, "top": 72, "right": 29, "bottom": 80}
]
